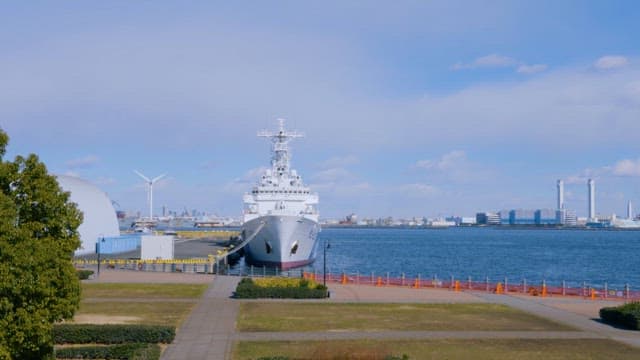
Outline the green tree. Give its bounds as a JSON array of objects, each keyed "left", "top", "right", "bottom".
[{"left": 0, "top": 129, "right": 82, "bottom": 359}]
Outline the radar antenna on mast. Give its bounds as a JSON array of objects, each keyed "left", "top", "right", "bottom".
[{"left": 257, "top": 119, "right": 304, "bottom": 173}]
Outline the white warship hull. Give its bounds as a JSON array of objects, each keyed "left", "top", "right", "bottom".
[{"left": 242, "top": 215, "right": 320, "bottom": 269}]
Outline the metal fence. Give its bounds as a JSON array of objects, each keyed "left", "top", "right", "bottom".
[{"left": 74, "top": 259, "right": 640, "bottom": 301}]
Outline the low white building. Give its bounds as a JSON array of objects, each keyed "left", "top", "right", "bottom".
[{"left": 141, "top": 235, "right": 175, "bottom": 260}]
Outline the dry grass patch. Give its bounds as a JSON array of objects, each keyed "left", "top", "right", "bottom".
[
  {"left": 237, "top": 303, "right": 573, "bottom": 332},
  {"left": 233, "top": 339, "right": 637, "bottom": 360},
  {"left": 76, "top": 301, "right": 195, "bottom": 327}
]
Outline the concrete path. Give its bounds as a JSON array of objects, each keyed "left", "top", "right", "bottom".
[{"left": 161, "top": 276, "right": 241, "bottom": 360}]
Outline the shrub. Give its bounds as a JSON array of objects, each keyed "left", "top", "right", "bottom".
[
  {"left": 55, "top": 343, "right": 161, "bottom": 359},
  {"left": 235, "top": 277, "right": 328, "bottom": 299},
  {"left": 54, "top": 324, "right": 175, "bottom": 344},
  {"left": 600, "top": 302, "right": 640, "bottom": 330},
  {"left": 77, "top": 269, "right": 94, "bottom": 280}
]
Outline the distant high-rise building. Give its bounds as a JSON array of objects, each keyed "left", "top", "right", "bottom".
[
  {"left": 535, "top": 209, "right": 557, "bottom": 225},
  {"left": 498, "top": 210, "right": 510, "bottom": 225},
  {"left": 557, "top": 179, "right": 564, "bottom": 210},
  {"left": 588, "top": 179, "right": 595, "bottom": 220},
  {"left": 476, "top": 212, "right": 500, "bottom": 225},
  {"left": 628, "top": 201, "right": 633, "bottom": 220}
]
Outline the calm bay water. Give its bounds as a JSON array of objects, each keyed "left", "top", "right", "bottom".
[{"left": 240, "top": 227, "right": 640, "bottom": 289}]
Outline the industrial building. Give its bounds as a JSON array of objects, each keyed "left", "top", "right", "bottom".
[
  {"left": 508, "top": 209, "right": 536, "bottom": 225},
  {"left": 555, "top": 209, "right": 577, "bottom": 226}
]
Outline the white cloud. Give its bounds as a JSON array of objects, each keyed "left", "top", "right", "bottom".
[
  {"left": 517, "top": 64, "right": 548, "bottom": 74},
  {"left": 318, "top": 155, "right": 358, "bottom": 169},
  {"left": 564, "top": 175, "right": 588, "bottom": 185},
  {"left": 223, "top": 166, "right": 268, "bottom": 193},
  {"left": 399, "top": 183, "right": 441, "bottom": 197},
  {"left": 415, "top": 150, "right": 466, "bottom": 171},
  {"left": 65, "top": 155, "right": 99, "bottom": 169},
  {"left": 452, "top": 54, "right": 517, "bottom": 70},
  {"left": 94, "top": 176, "right": 117, "bottom": 186},
  {"left": 311, "top": 167, "right": 353, "bottom": 183},
  {"left": 63, "top": 171, "right": 80, "bottom": 178},
  {"left": 611, "top": 158, "right": 640, "bottom": 177},
  {"left": 413, "top": 150, "right": 495, "bottom": 185},
  {"left": 453, "top": 54, "right": 548, "bottom": 75},
  {"left": 594, "top": 55, "right": 629, "bottom": 70},
  {"left": 568, "top": 158, "right": 640, "bottom": 181}
]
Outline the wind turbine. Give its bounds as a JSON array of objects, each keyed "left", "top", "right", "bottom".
[{"left": 134, "top": 170, "right": 166, "bottom": 221}]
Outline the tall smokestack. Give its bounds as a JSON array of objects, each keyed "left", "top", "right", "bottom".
[
  {"left": 588, "top": 179, "right": 595, "bottom": 220},
  {"left": 557, "top": 179, "right": 564, "bottom": 210},
  {"left": 628, "top": 200, "right": 633, "bottom": 220}
]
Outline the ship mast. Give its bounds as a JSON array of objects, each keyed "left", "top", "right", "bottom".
[{"left": 258, "top": 119, "right": 303, "bottom": 174}]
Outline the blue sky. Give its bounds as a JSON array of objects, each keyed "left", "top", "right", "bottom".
[{"left": 2, "top": 1, "right": 640, "bottom": 219}]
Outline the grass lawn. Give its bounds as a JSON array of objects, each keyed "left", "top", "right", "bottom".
[
  {"left": 237, "top": 303, "right": 573, "bottom": 332},
  {"left": 81, "top": 283, "right": 208, "bottom": 299},
  {"left": 233, "top": 339, "right": 638, "bottom": 360},
  {"left": 75, "top": 301, "right": 195, "bottom": 327}
]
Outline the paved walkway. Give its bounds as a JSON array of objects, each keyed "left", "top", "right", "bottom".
[{"left": 161, "top": 276, "right": 241, "bottom": 360}]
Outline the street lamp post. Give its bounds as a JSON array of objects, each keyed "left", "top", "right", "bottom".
[
  {"left": 323, "top": 237, "right": 330, "bottom": 287},
  {"left": 96, "top": 236, "right": 103, "bottom": 277}
]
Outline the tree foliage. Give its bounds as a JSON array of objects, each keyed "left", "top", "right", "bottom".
[{"left": 0, "top": 128, "right": 82, "bottom": 359}]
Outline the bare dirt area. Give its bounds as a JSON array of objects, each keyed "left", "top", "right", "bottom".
[{"left": 70, "top": 314, "right": 140, "bottom": 324}]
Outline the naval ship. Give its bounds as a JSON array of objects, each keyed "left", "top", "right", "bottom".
[{"left": 241, "top": 120, "right": 320, "bottom": 269}]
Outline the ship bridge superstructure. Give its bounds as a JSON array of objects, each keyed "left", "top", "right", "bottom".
[{"left": 243, "top": 119, "right": 319, "bottom": 222}]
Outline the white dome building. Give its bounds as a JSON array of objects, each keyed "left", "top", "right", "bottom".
[{"left": 56, "top": 175, "right": 120, "bottom": 256}]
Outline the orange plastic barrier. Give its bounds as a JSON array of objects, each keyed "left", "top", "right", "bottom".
[
  {"left": 376, "top": 276, "right": 383, "bottom": 287},
  {"left": 495, "top": 282, "right": 503, "bottom": 294},
  {"left": 454, "top": 280, "right": 460, "bottom": 292},
  {"left": 341, "top": 273, "right": 348, "bottom": 284},
  {"left": 541, "top": 284, "right": 547, "bottom": 297},
  {"left": 412, "top": 278, "right": 420, "bottom": 289}
]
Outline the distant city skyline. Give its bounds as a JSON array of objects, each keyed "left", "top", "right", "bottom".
[{"left": 2, "top": 1, "right": 640, "bottom": 218}]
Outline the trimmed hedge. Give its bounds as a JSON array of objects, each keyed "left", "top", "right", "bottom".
[
  {"left": 600, "top": 302, "right": 640, "bottom": 330},
  {"left": 54, "top": 324, "right": 175, "bottom": 344},
  {"left": 234, "top": 277, "right": 328, "bottom": 299},
  {"left": 77, "top": 269, "right": 94, "bottom": 280},
  {"left": 55, "top": 343, "right": 161, "bottom": 359}
]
